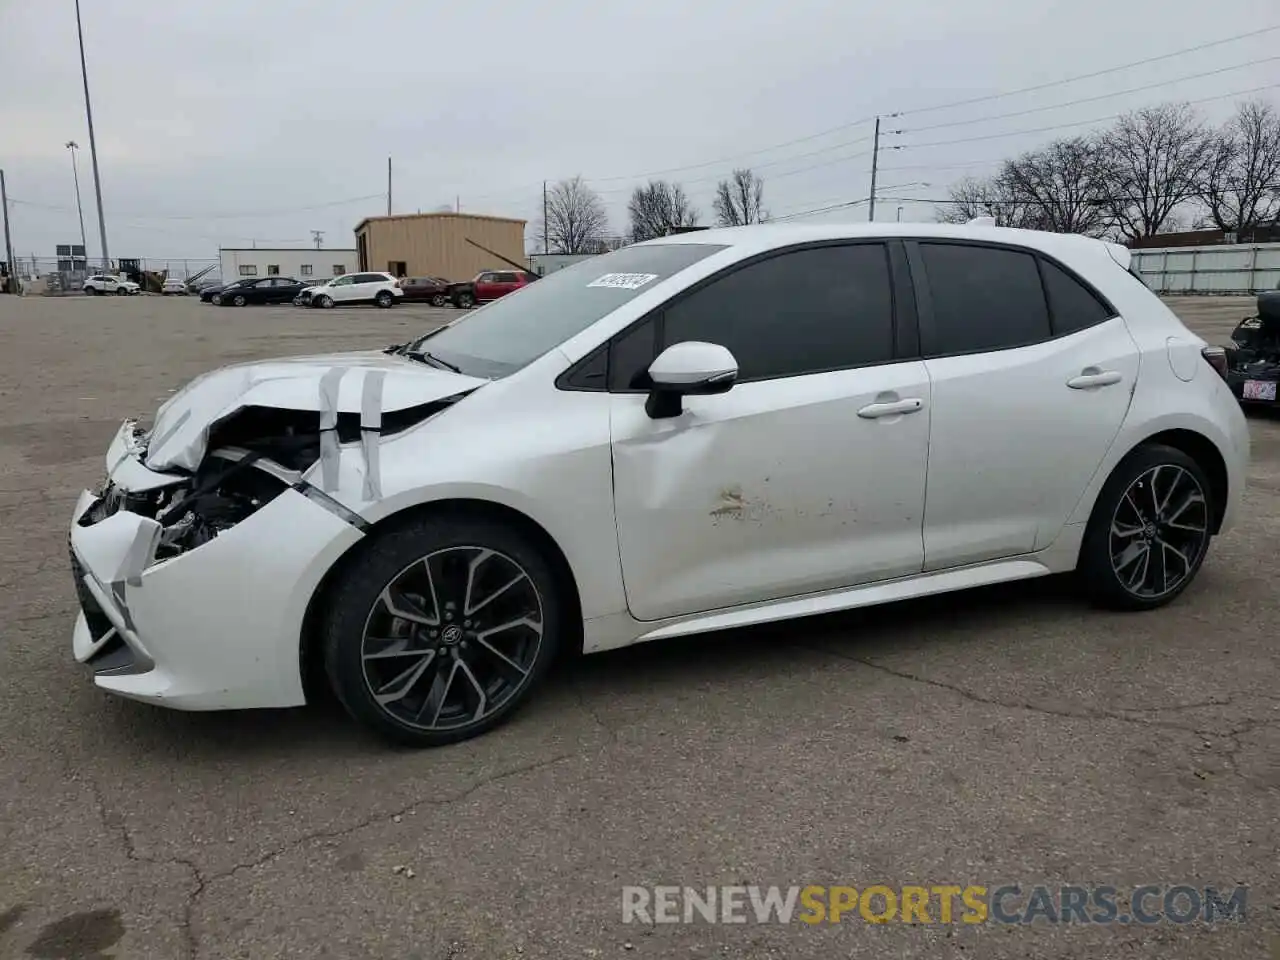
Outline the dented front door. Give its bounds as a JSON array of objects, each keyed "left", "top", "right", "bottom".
[{"left": 610, "top": 362, "right": 931, "bottom": 622}]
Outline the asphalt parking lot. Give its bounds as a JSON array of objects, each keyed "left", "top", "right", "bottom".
[{"left": 0, "top": 293, "right": 1277, "bottom": 960}]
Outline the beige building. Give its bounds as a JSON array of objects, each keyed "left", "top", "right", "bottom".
[{"left": 354, "top": 212, "right": 528, "bottom": 282}]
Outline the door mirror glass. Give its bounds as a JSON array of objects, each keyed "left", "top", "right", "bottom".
[{"left": 645, "top": 341, "right": 738, "bottom": 419}]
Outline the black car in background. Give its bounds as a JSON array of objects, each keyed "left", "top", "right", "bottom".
[
  {"left": 1225, "top": 291, "right": 1280, "bottom": 405},
  {"left": 398, "top": 276, "right": 452, "bottom": 307},
  {"left": 199, "top": 279, "right": 241, "bottom": 303},
  {"left": 214, "top": 277, "right": 308, "bottom": 306}
]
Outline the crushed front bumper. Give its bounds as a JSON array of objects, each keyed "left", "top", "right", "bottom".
[{"left": 69, "top": 423, "right": 365, "bottom": 711}]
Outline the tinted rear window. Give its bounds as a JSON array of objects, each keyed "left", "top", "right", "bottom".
[{"left": 919, "top": 243, "right": 1050, "bottom": 355}]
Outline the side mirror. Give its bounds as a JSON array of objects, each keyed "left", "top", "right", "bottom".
[{"left": 644, "top": 341, "right": 738, "bottom": 419}]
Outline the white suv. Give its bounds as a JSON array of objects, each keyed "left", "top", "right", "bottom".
[
  {"left": 303, "top": 272, "right": 403, "bottom": 309},
  {"left": 83, "top": 275, "right": 140, "bottom": 296}
]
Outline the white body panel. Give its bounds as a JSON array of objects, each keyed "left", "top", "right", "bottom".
[
  {"left": 610, "top": 362, "right": 930, "bottom": 620},
  {"left": 66, "top": 222, "right": 1250, "bottom": 713},
  {"left": 922, "top": 317, "right": 1139, "bottom": 568}
]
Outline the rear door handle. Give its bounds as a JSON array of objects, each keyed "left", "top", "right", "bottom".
[
  {"left": 1067, "top": 368, "right": 1123, "bottom": 389},
  {"left": 858, "top": 398, "right": 924, "bottom": 419}
]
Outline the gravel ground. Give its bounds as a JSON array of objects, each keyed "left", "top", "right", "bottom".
[{"left": 0, "top": 293, "right": 1276, "bottom": 960}]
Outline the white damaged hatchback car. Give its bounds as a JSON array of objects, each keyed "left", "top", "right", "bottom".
[{"left": 69, "top": 223, "right": 1249, "bottom": 745}]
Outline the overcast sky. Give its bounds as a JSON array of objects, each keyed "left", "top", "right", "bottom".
[{"left": 1, "top": 0, "right": 1277, "bottom": 268}]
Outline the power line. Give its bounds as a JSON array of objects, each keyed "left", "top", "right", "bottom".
[
  {"left": 894, "top": 81, "right": 1280, "bottom": 152},
  {"left": 7, "top": 193, "right": 384, "bottom": 220},
  {"left": 901, "top": 55, "right": 1280, "bottom": 134},
  {"left": 895, "top": 24, "right": 1280, "bottom": 117},
  {"left": 466, "top": 24, "right": 1280, "bottom": 201}
]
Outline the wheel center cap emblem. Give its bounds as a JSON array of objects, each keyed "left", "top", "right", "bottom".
[
  {"left": 441, "top": 625, "right": 464, "bottom": 645},
  {"left": 1144, "top": 523, "right": 1157, "bottom": 538}
]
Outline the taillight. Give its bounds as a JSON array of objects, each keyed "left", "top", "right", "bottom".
[{"left": 1202, "top": 345, "right": 1229, "bottom": 381}]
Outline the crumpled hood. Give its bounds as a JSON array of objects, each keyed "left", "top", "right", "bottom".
[{"left": 144, "top": 350, "right": 487, "bottom": 472}]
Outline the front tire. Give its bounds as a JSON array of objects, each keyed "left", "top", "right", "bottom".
[
  {"left": 375, "top": 290, "right": 394, "bottom": 308},
  {"left": 323, "top": 514, "right": 562, "bottom": 746},
  {"left": 1078, "top": 444, "right": 1214, "bottom": 610},
  {"left": 85, "top": 287, "right": 98, "bottom": 296},
  {"left": 316, "top": 294, "right": 334, "bottom": 309},
  {"left": 430, "top": 293, "right": 448, "bottom": 307},
  {"left": 455, "top": 292, "right": 475, "bottom": 309},
  {"left": 115, "top": 287, "right": 128, "bottom": 296}
]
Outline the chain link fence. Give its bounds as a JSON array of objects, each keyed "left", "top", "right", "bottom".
[{"left": 9, "top": 257, "right": 221, "bottom": 295}]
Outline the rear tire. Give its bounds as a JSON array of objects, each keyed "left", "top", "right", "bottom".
[
  {"left": 1078, "top": 443, "right": 1215, "bottom": 610},
  {"left": 85, "top": 287, "right": 98, "bottom": 296},
  {"left": 232, "top": 294, "right": 247, "bottom": 307},
  {"left": 323, "top": 514, "right": 563, "bottom": 746}
]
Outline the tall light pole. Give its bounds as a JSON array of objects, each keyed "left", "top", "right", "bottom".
[
  {"left": 74, "top": 0, "right": 110, "bottom": 271},
  {"left": 65, "top": 141, "right": 89, "bottom": 265}
]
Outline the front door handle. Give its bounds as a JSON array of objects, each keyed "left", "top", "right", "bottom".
[
  {"left": 1067, "top": 368, "right": 1123, "bottom": 389},
  {"left": 858, "top": 398, "right": 924, "bottom": 419}
]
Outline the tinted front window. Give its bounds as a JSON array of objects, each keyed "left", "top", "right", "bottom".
[
  {"left": 660, "top": 243, "right": 894, "bottom": 381},
  {"left": 1040, "top": 259, "right": 1114, "bottom": 335},
  {"left": 919, "top": 243, "right": 1050, "bottom": 355},
  {"left": 411, "top": 243, "right": 726, "bottom": 379}
]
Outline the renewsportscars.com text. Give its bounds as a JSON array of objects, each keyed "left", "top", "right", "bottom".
[{"left": 621, "top": 884, "right": 1248, "bottom": 925}]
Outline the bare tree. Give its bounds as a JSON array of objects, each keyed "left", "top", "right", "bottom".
[
  {"left": 628, "top": 180, "right": 700, "bottom": 241},
  {"left": 1202, "top": 100, "right": 1280, "bottom": 232},
  {"left": 1000, "top": 136, "right": 1112, "bottom": 236},
  {"left": 536, "top": 176, "right": 610, "bottom": 254},
  {"left": 1100, "top": 103, "right": 1213, "bottom": 241},
  {"left": 934, "top": 176, "right": 1043, "bottom": 228},
  {"left": 713, "top": 169, "right": 766, "bottom": 226}
]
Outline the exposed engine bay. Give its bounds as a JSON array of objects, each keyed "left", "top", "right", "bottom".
[{"left": 81, "top": 394, "right": 466, "bottom": 557}]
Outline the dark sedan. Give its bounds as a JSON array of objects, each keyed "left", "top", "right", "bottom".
[
  {"left": 199, "top": 279, "right": 242, "bottom": 303},
  {"left": 214, "top": 277, "right": 309, "bottom": 306},
  {"left": 398, "top": 276, "right": 452, "bottom": 307}
]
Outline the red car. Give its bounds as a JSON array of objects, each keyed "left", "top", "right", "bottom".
[{"left": 449, "top": 269, "right": 537, "bottom": 308}]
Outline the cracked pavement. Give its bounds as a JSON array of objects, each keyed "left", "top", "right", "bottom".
[{"left": 0, "top": 294, "right": 1277, "bottom": 959}]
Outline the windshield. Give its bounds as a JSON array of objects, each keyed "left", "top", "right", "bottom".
[{"left": 408, "top": 242, "right": 727, "bottom": 378}]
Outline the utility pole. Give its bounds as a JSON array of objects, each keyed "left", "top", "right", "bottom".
[
  {"left": 868, "top": 117, "right": 880, "bottom": 223},
  {"left": 1, "top": 170, "right": 18, "bottom": 294},
  {"left": 386, "top": 157, "right": 392, "bottom": 215},
  {"left": 455, "top": 195, "right": 460, "bottom": 213},
  {"left": 311, "top": 230, "right": 324, "bottom": 250},
  {"left": 896, "top": 206, "right": 904, "bottom": 222},
  {"left": 75, "top": 0, "right": 111, "bottom": 271},
  {"left": 66, "top": 141, "right": 89, "bottom": 263},
  {"left": 543, "top": 180, "right": 549, "bottom": 255}
]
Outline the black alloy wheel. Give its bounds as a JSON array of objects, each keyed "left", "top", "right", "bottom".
[
  {"left": 1080, "top": 444, "right": 1213, "bottom": 609},
  {"left": 324, "top": 515, "right": 562, "bottom": 746}
]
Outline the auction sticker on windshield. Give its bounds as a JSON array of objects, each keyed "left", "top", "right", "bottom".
[{"left": 587, "top": 273, "right": 659, "bottom": 290}]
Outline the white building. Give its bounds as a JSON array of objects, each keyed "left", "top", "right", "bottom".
[{"left": 218, "top": 247, "right": 358, "bottom": 284}]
